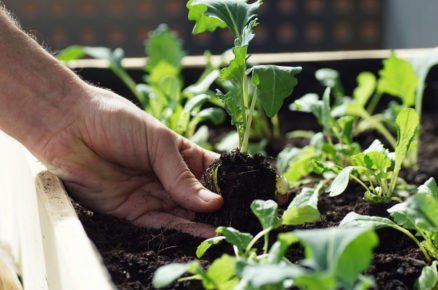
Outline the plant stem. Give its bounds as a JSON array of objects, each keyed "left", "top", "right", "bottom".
[
  {"left": 366, "top": 92, "right": 382, "bottom": 115},
  {"left": 241, "top": 91, "right": 258, "bottom": 154},
  {"left": 394, "top": 226, "right": 431, "bottom": 262},
  {"left": 271, "top": 114, "right": 281, "bottom": 139},
  {"left": 245, "top": 227, "right": 272, "bottom": 254}
]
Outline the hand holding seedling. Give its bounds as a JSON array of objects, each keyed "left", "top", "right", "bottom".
[{"left": 0, "top": 7, "right": 222, "bottom": 237}]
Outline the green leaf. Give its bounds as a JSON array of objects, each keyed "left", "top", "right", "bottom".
[
  {"left": 395, "top": 108, "right": 420, "bottom": 162},
  {"left": 250, "top": 200, "right": 280, "bottom": 230},
  {"left": 187, "top": 0, "right": 227, "bottom": 34},
  {"left": 203, "top": 255, "right": 237, "bottom": 289},
  {"left": 416, "top": 261, "right": 438, "bottom": 290},
  {"left": 282, "top": 185, "right": 321, "bottom": 226},
  {"left": 196, "top": 236, "right": 226, "bottom": 258},
  {"left": 388, "top": 193, "right": 438, "bottom": 232},
  {"left": 418, "top": 178, "right": 438, "bottom": 199},
  {"left": 194, "top": 108, "right": 226, "bottom": 125},
  {"left": 250, "top": 65, "right": 302, "bottom": 118},
  {"left": 290, "top": 93, "right": 319, "bottom": 113},
  {"left": 293, "top": 273, "right": 337, "bottom": 290},
  {"left": 315, "top": 68, "right": 344, "bottom": 98},
  {"left": 328, "top": 166, "right": 355, "bottom": 197},
  {"left": 216, "top": 227, "right": 253, "bottom": 252},
  {"left": 321, "top": 87, "right": 334, "bottom": 130},
  {"left": 340, "top": 212, "right": 397, "bottom": 230},
  {"left": 277, "top": 147, "right": 302, "bottom": 174},
  {"left": 57, "top": 45, "right": 86, "bottom": 61},
  {"left": 148, "top": 61, "right": 180, "bottom": 84},
  {"left": 267, "top": 233, "right": 300, "bottom": 264},
  {"left": 145, "top": 24, "right": 186, "bottom": 72},
  {"left": 338, "top": 116, "right": 354, "bottom": 144},
  {"left": 188, "top": 0, "right": 262, "bottom": 40},
  {"left": 283, "top": 147, "right": 317, "bottom": 184},
  {"left": 353, "top": 72, "right": 377, "bottom": 107},
  {"left": 152, "top": 262, "right": 199, "bottom": 288},
  {"left": 378, "top": 52, "right": 419, "bottom": 106},
  {"left": 293, "top": 227, "right": 378, "bottom": 288},
  {"left": 239, "top": 263, "right": 305, "bottom": 288}
]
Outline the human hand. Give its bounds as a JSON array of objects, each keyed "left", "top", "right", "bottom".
[{"left": 33, "top": 85, "right": 223, "bottom": 237}]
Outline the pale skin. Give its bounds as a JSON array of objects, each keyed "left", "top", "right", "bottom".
[{"left": 0, "top": 7, "right": 223, "bottom": 237}]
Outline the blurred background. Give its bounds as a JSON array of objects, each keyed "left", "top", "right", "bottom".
[{"left": 2, "top": 0, "right": 436, "bottom": 56}]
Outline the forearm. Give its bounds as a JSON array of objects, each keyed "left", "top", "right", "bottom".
[{"left": 0, "top": 7, "right": 86, "bottom": 151}]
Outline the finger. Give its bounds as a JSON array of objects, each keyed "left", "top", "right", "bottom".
[
  {"left": 152, "top": 131, "right": 223, "bottom": 213},
  {"left": 132, "top": 211, "right": 217, "bottom": 238},
  {"left": 180, "top": 138, "right": 219, "bottom": 178}
]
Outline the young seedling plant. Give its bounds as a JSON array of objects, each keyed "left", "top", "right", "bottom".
[
  {"left": 58, "top": 25, "right": 226, "bottom": 149},
  {"left": 153, "top": 200, "right": 379, "bottom": 290},
  {"left": 187, "top": 0, "right": 300, "bottom": 231}
]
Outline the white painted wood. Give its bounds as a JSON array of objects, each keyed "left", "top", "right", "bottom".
[
  {"left": 0, "top": 132, "right": 49, "bottom": 290},
  {"left": 0, "top": 131, "right": 114, "bottom": 290}
]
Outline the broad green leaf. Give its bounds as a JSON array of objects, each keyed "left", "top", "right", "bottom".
[
  {"left": 187, "top": 0, "right": 227, "bottom": 34},
  {"left": 328, "top": 166, "right": 355, "bottom": 197},
  {"left": 388, "top": 193, "right": 438, "bottom": 232},
  {"left": 353, "top": 72, "right": 377, "bottom": 107},
  {"left": 282, "top": 185, "right": 321, "bottom": 226},
  {"left": 152, "top": 261, "right": 199, "bottom": 288},
  {"left": 203, "top": 255, "right": 237, "bottom": 289},
  {"left": 283, "top": 147, "right": 317, "bottom": 184},
  {"left": 392, "top": 108, "right": 420, "bottom": 186},
  {"left": 57, "top": 45, "right": 86, "bottom": 61},
  {"left": 340, "top": 212, "right": 397, "bottom": 230},
  {"left": 216, "top": 227, "right": 253, "bottom": 252},
  {"left": 378, "top": 52, "right": 419, "bottom": 106},
  {"left": 196, "top": 236, "right": 226, "bottom": 258},
  {"left": 416, "top": 261, "right": 438, "bottom": 290},
  {"left": 250, "top": 200, "right": 280, "bottom": 230},
  {"left": 188, "top": 0, "right": 262, "bottom": 40},
  {"left": 250, "top": 65, "right": 301, "bottom": 118},
  {"left": 145, "top": 24, "right": 185, "bottom": 72},
  {"left": 418, "top": 178, "right": 438, "bottom": 199},
  {"left": 149, "top": 61, "right": 180, "bottom": 84},
  {"left": 239, "top": 263, "right": 305, "bottom": 287},
  {"left": 290, "top": 93, "right": 319, "bottom": 113},
  {"left": 293, "top": 227, "right": 378, "bottom": 288}
]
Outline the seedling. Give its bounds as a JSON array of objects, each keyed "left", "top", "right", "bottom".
[
  {"left": 187, "top": 0, "right": 301, "bottom": 154},
  {"left": 328, "top": 108, "right": 419, "bottom": 202},
  {"left": 153, "top": 200, "right": 378, "bottom": 290},
  {"left": 58, "top": 25, "right": 226, "bottom": 148},
  {"left": 340, "top": 177, "right": 438, "bottom": 261}
]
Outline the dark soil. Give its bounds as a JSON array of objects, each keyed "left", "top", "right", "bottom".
[
  {"left": 196, "top": 149, "right": 277, "bottom": 233},
  {"left": 73, "top": 114, "right": 438, "bottom": 290}
]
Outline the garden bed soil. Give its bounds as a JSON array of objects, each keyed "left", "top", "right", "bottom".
[{"left": 74, "top": 114, "right": 437, "bottom": 290}]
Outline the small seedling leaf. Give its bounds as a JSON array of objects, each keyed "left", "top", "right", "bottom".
[
  {"left": 152, "top": 261, "right": 199, "bottom": 288},
  {"left": 328, "top": 166, "right": 355, "bottom": 197},
  {"left": 416, "top": 261, "right": 438, "bottom": 290},
  {"left": 250, "top": 200, "right": 280, "bottom": 230},
  {"left": 282, "top": 186, "right": 321, "bottom": 226},
  {"left": 196, "top": 236, "right": 226, "bottom": 258},
  {"left": 216, "top": 227, "right": 253, "bottom": 252},
  {"left": 353, "top": 72, "right": 376, "bottom": 107}
]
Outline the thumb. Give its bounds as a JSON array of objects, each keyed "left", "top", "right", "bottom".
[{"left": 152, "top": 132, "right": 223, "bottom": 213}]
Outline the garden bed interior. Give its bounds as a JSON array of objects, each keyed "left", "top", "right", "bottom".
[{"left": 70, "top": 50, "right": 438, "bottom": 290}]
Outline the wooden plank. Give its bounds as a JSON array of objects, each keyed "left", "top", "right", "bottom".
[{"left": 65, "top": 48, "right": 438, "bottom": 69}]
